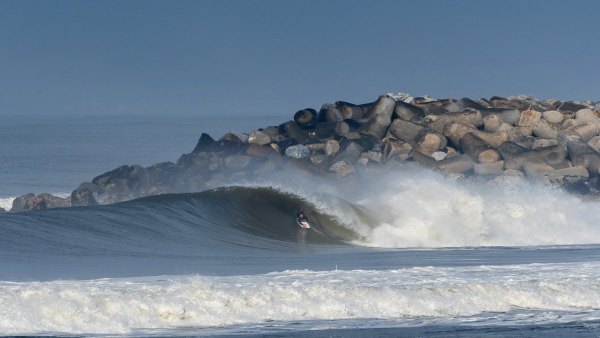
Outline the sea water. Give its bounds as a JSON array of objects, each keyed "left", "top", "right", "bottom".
[{"left": 2, "top": 114, "right": 600, "bottom": 337}]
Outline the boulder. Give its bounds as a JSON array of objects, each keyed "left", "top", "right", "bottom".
[
  {"left": 388, "top": 119, "right": 425, "bottom": 143},
  {"left": 555, "top": 101, "right": 588, "bottom": 112},
  {"left": 11, "top": 193, "right": 69, "bottom": 212},
  {"left": 517, "top": 110, "right": 542, "bottom": 127},
  {"left": 315, "top": 121, "right": 350, "bottom": 139},
  {"left": 261, "top": 126, "right": 281, "bottom": 139},
  {"left": 192, "top": 133, "right": 217, "bottom": 153},
  {"left": 532, "top": 120, "right": 558, "bottom": 139},
  {"left": 459, "top": 133, "right": 494, "bottom": 161},
  {"left": 587, "top": 136, "right": 600, "bottom": 154},
  {"left": 393, "top": 101, "right": 425, "bottom": 123},
  {"left": 426, "top": 108, "right": 483, "bottom": 129},
  {"left": 543, "top": 110, "right": 564, "bottom": 124},
  {"left": 574, "top": 123, "right": 600, "bottom": 142},
  {"left": 284, "top": 144, "right": 310, "bottom": 159},
  {"left": 575, "top": 109, "right": 598, "bottom": 123},
  {"left": 442, "top": 123, "right": 477, "bottom": 148},
  {"left": 324, "top": 140, "right": 340, "bottom": 156},
  {"left": 544, "top": 166, "right": 589, "bottom": 185},
  {"left": 10, "top": 193, "right": 35, "bottom": 212},
  {"left": 363, "top": 95, "right": 396, "bottom": 120},
  {"left": 436, "top": 154, "right": 474, "bottom": 174},
  {"left": 294, "top": 108, "right": 317, "bottom": 129},
  {"left": 481, "top": 108, "right": 520, "bottom": 125},
  {"left": 247, "top": 130, "right": 271, "bottom": 145},
  {"left": 483, "top": 114, "right": 503, "bottom": 131},
  {"left": 317, "top": 104, "right": 342, "bottom": 122},
  {"left": 279, "top": 121, "right": 309, "bottom": 144},
  {"left": 90, "top": 164, "right": 152, "bottom": 203},
  {"left": 218, "top": 133, "right": 244, "bottom": 152},
  {"left": 361, "top": 113, "right": 392, "bottom": 139},
  {"left": 246, "top": 144, "right": 276, "bottom": 157},
  {"left": 532, "top": 138, "right": 559, "bottom": 150},
  {"left": 431, "top": 151, "right": 448, "bottom": 161},
  {"left": 360, "top": 151, "right": 382, "bottom": 162},
  {"left": 472, "top": 130, "right": 509, "bottom": 148},
  {"left": 523, "top": 162, "right": 555, "bottom": 178},
  {"left": 415, "top": 130, "right": 447, "bottom": 156},
  {"left": 382, "top": 138, "right": 412, "bottom": 161},
  {"left": 71, "top": 187, "right": 98, "bottom": 207},
  {"left": 335, "top": 100, "right": 375, "bottom": 120},
  {"left": 478, "top": 149, "right": 501, "bottom": 163},
  {"left": 333, "top": 141, "right": 363, "bottom": 163},
  {"left": 567, "top": 140, "right": 600, "bottom": 174}
]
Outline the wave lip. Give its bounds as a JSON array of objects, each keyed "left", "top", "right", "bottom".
[{"left": 2, "top": 262, "right": 600, "bottom": 335}]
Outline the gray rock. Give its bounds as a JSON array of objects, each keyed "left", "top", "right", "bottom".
[
  {"left": 333, "top": 141, "right": 363, "bottom": 163},
  {"left": 10, "top": 193, "right": 35, "bottom": 212},
  {"left": 587, "top": 136, "right": 600, "bottom": 154},
  {"left": 382, "top": 138, "right": 412, "bottom": 161},
  {"left": 247, "top": 130, "right": 271, "bottom": 145},
  {"left": 517, "top": 110, "right": 542, "bottom": 127},
  {"left": 574, "top": 123, "right": 600, "bottom": 142},
  {"left": 388, "top": 119, "right": 425, "bottom": 143},
  {"left": 543, "top": 110, "right": 564, "bottom": 124},
  {"left": 483, "top": 114, "right": 503, "bottom": 131},
  {"left": 532, "top": 138, "right": 559, "bottom": 150},
  {"left": 393, "top": 101, "right": 424, "bottom": 123},
  {"left": 71, "top": 187, "right": 98, "bottom": 207},
  {"left": 575, "top": 109, "right": 598, "bottom": 123},
  {"left": 324, "top": 140, "right": 340, "bottom": 156},
  {"left": 294, "top": 108, "right": 317, "bottom": 129},
  {"left": 544, "top": 166, "right": 589, "bottom": 184},
  {"left": 532, "top": 120, "right": 558, "bottom": 139},
  {"left": 285, "top": 144, "right": 310, "bottom": 159}
]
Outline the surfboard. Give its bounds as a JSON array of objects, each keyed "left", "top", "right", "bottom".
[{"left": 296, "top": 219, "right": 311, "bottom": 229}]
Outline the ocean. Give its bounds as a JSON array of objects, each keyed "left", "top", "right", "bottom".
[{"left": 1, "top": 114, "right": 600, "bottom": 337}]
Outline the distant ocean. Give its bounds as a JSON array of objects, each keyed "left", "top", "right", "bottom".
[
  {"left": 0, "top": 114, "right": 283, "bottom": 209},
  {"left": 2, "top": 114, "right": 600, "bottom": 337}
]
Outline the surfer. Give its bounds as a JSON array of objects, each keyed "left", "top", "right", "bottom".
[{"left": 295, "top": 208, "right": 311, "bottom": 229}]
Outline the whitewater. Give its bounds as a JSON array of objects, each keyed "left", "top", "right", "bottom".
[{"left": 3, "top": 116, "right": 600, "bottom": 336}]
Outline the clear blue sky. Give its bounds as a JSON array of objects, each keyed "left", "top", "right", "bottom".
[{"left": 0, "top": 0, "right": 598, "bottom": 116}]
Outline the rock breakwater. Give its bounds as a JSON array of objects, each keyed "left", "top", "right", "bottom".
[{"left": 10, "top": 94, "right": 600, "bottom": 212}]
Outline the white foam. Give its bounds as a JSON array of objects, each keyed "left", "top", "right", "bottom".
[
  {"left": 2, "top": 262, "right": 600, "bottom": 335},
  {"left": 0, "top": 197, "right": 14, "bottom": 211},
  {"left": 240, "top": 165, "right": 600, "bottom": 248},
  {"left": 346, "top": 169, "right": 600, "bottom": 248}
]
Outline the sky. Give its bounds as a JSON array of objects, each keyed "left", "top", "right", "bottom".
[{"left": 0, "top": 0, "right": 599, "bottom": 117}]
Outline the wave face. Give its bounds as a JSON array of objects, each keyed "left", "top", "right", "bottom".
[{"left": 0, "top": 187, "right": 349, "bottom": 259}]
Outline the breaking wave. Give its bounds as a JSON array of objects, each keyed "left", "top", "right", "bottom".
[
  {"left": 2, "top": 262, "right": 600, "bottom": 335},
  {"left": 3, "top": 167, "right": 600, "bottom": 253}
]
